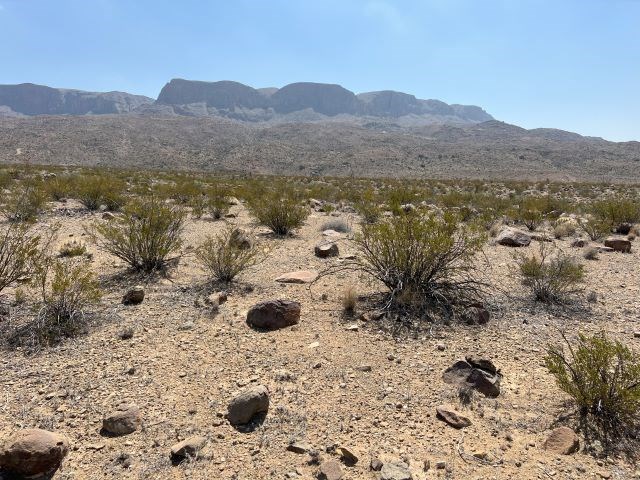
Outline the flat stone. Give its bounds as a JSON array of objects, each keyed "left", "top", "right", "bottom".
[
  {"left": 436, "top": 405, "right": 472, "bottom": 429},
  {"left": 170, "top": 436, "right": 207, "bottom": 461},
  {"left": 380, "top": 461, "right": 413, "bottom": 480},
  {"left": 275, "top": 270, "right": 318, "bottom": 284}
]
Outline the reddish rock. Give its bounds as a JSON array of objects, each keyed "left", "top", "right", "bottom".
[
  {"left": 246, "top": 300, "right": 301, "bottom": 330},
  {"left": 544, "top": 427, "right": 579, "bottom": 454}
]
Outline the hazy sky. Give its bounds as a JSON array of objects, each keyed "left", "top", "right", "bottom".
[{"left": 1, "top": 0, "right": 638, "bottom": 141}]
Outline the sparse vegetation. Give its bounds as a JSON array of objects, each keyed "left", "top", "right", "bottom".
[
  {"left": 90, "top": 196, "right": 185, "bottom": 272},
  {"left": 197, "top": 227, "right": 262, "bottom": 282},
  {"left": 546, "top": 332, "right": 640, "bottom": 439},
  {"left": 516, "top": 244, "right": 584, "bottom": 303},
  {"left": 76, "top": 175, "right": 126, "bottom": 211},
  {"left": 247, "top": 189, "right": 309, "bottom": 235},
  {"left": 0, "top": 223, "right": 51, "bottom": 293},
  {"left": 3, "top": 181, "right": 49, "bottom": 222},
  {"left": 341, "top": 286, "right": 358, "bottom": 314},
  {"left": 59, "top": 240, "right": 87, "bottom": 258},
  {"left": 349, "top": 212, "right": 486, "bottom": 317}
]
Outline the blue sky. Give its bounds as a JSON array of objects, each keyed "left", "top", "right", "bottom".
[{"left": 0, "top": 0, "right": 638, "bottom": 141}]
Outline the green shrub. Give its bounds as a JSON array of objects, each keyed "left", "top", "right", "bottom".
[
  {"left": 76, "top": 176, "right": 125, "bottom": 211},
  {"left": 0, "top": 223, "right": 50, "bottom": 293},
  {"left": 247, "top": 189, "right": 309, "bottom": 235},
  {"left": 44, "top": 175, "right": 76, "bottom": 201},
  {"left": 197, "top": 227, "right": 262, "bottom": 282},
  {"left": 351, "top": 212, "right": 486, "bottom": 314},
  {"left": 516, "top": 244, "right": 584, "bottom": 303},
  {"left": 207, "top": 190, "right": 230, "bottom": 220},
  {"left": 90, "top": 197, "right": 185, "bottom": 272},
  {"left": 589, "top": 197, "right": 640, "bottom": 228},
  {"left": 546, "top": 332, "right": 640, "bottom": 434},
  {"left": 582, "top": 217, "right": 613, "bottom": 241},
  {"left": 3, "top": 182, "right": 49, "bottom": 222}
]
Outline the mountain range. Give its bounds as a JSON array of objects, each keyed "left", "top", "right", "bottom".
[
  {"left": 0, "top": 79, "right": 638, "bottom": 182},
  {"left": 0, "top": 79, "right": 491, "bottom": 125}
]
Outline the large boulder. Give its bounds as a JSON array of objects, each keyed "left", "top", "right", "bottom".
[
  {"left": 227, "top": 385, "right": 270, "bottom": 426},
  {"left": 102, "top": 404, "right": 142, "bottom": 435},
  {"left": 443, "top": 357, "right": 501, "bottom": 397},
  {"left": 604, "top": 237, "right": 631, "bottom": 253},
  {"left": 246, "top": 300, "right": 300, "bottom": 330},
  {"left": 496, "top": 227, "right": 531, "bottom": 247},
  {"left": 0, "top": 429, "right": 69, "bottom": 477}
]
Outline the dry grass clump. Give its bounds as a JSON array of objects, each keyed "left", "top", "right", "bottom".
[
  {"left": 59, "top": 240, "right": 87, "bottom": 258},
  {"left": 546, "top": 332, "right": 640, "bottom": 446},
  {"left": 516, "top": 244, "right": 584, "bottom": 303},
  {"left": 90, "top": 196, "right": 185, "bottom": 272},
  {"left": 583, "top": 246, "right": 599, "bottom": 261},
  {"left": 197, "top": 227, "right": 262, "bottom": 283},
  {"left": 341, "top": 286, "right": 358, "bottom": 314}
]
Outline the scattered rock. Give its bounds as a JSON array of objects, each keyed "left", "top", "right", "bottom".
[
  {"left": 170, "top": 436, "right": 207, "bottom": 462},
  {"left": 318, "top": 459, "right": 343, "bottom": 480},
  {"left": 544, "top": 427, "right": 579, "bottom": 455},
  {"left": 315, "top": 242, "right": 339, "bottom": 258},
  {"left": 122, "top": 286, "right": 145, "bottom": 305},
  {"left": 275, "top": 270, "right": 318, "bottom": 284},
  {"left": 246, "top": 300, "right": 301, "bottom": 330},
  {"left": 604, "top": 237, "right": 631, "bottom": 253},
  {"left": 571, "top": 239, "right": 586, "bottom": 248},
  {"left": 0, "top": 429, "right": 69, "bottom": 477},
  {"left": 615, "top": 223, "right": 633, "bottom": 235},
  {"left": 227, "top": 384, "right": 270, "bottom": 425},
  {"left": 229, "top": 228, "right": 253, "bottom": 250},
  {"left": 465, "top": 355, "right": 498, "bottom": 375},
  {"left": 337, "top": 446, "right": 358, "bottom": 465},
  {"left": 443, "top": 358, "right": 501, "bottom": 397},
  {"left": 496, "top": 227, "right": 531, "bottom": 247},
  {"left": 102, "top": 405, "right": 142, "bottom": 435},
  {"left": 370, "top": 456, "right": 384, "bottom": 471},
  {"left": 380, "top": 461, "right": 413, "bottom": 480},
  {"left": 464, "top": 304, "right": 490, "bottom": 325},
  {"left": 287, "top": 441, "right": 312, "bottom": 454},
  {"left": 436, "top": 405, "right": 472, "bottom": 429}
]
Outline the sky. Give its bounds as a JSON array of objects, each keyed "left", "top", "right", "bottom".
[{"left": 0, "top": 0, "right": 638, "bottom": 141}]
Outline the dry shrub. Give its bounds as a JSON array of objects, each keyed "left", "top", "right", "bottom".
[
  {"left": 583, "top": 246, "right": 599, "bottom": 260},
  {"left": 516, "top": 244, "right": 584, "bottom": 303},
  {"left": 76, "top": 175, "right": 125, "bottom": 211},
  {"left": 59, "top": 240, "right": 87, "bottom": 258},
  {"left": 3, "top": 181, "right": 49, "bottom": 222},
  {"left": 90, "top": 196, "right": 185, "bottom": 272},
  {"left": 247, "top": 189, "right": 309, "bottom": 235},
  {"left": 344, "top": 212, "right": 486, "bottom": 318},
  {"left": 197, "top": 227, "right": 262, "bottom": 282},
  {"left": 341, "top": 286, "right": 358, "bottom": 314},
  {"left": 0, "top": 223, "right": 52, "bottom": 293}
]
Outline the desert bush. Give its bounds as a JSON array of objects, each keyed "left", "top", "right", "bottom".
[
  {"left": 197, "top": 227, "right": 261, "bottom": 282},
  {"left": 59, "top": 240, "right": 87, "bottom": 258},
  {"left": 247, "top": 189, "right": 309, "bottom": 235},
  {"left": 553, "top": 221, "right": 577, "bottom": 239},
  {"left": 0, "top": 223, "right": 50, "bottom": 293},
  {"left": 354, "top": 188, "right": 381, "bottom": 224},
  {"left": 44, "top": 175, "right": 76, "bottom": 201},
  {"left": 13, "top": 260, "right": 102, "bottom": 350},
  {"left": 76, "top": 176, "right": 125, "bottom": 211},
  {"left": 3, "top": 182, "right": 49, "bottom": 222},
  {"left": 349, "top": 212, "right": 486, "bottom": 316},
  {"left": 320, "top": 218, "right": 351, "bottom": 233},
  {"left": 589, "top": 197, "right": 640, "bottom": 228},
  {"left": 90, "top": 197, "right": 185, "bottom": 272},
  {"left": 207, "top": 190, "right": 230, "bottom": 220},
  {"left": 582, "top": 217, "right": 613, "bottom": 241},
  {"left": 516, "top": 244, "right": 584, "bottom": 303},
  {"left": 546, "top": 332, "right": 640, "bottom": 435}
]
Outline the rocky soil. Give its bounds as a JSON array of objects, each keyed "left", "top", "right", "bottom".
[{"left": 1, "top": 199, "right": 640, "bottom": 479}]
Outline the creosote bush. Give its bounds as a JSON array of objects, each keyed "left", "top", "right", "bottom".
[
  {"left": 3, "top": 182, "right": 49, "bottom": 222},
  {"left": 0, "top": 223, "right": 51, "bottom": 293},
  {"left": 546, "top": 332, "right": 640, "bottom": 438},
  {"left": 516, "top": 244, "right": 584, "bottom": 303},
  {"left": 348, "top": 212, "right": 486, "bottom": 317},
  {"left": 197, "top": 227, "right": 262, "bottom": 282},
  {"left": 59, "top": 240, "right": 87, "bottom": 258},
  {"left": 247, "top": 189, "right": 309, "bottom": 235},
  {"left": 76, "top": 176, "right": 125, "bottom": 211},
  {"left": 90, "top": 197, "right": 185, "bottom": 272}
]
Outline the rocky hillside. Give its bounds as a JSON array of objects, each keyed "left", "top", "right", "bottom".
[
  {"left": 1, "top": 115, "right": 638, "bottom": 182},
  {"left": 0, "top": 83, "right": 153, "bottom": 116},
  {"left": 153, "top": 79, "right": 493, "bottom": 124}
]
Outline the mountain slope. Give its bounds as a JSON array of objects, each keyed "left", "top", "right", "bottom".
[{"left": 1, "top": 115, "right": 638, "bottom": 182}]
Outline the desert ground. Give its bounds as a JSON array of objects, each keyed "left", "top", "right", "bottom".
[{"left": 0, "top": 169, "right": 639, "bottom": 480}]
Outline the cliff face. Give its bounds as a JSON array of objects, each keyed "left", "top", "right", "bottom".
[
  {"left": 154, "top": 79, "right": 493, "bottom": 123},
  {"left": 0, "top": 83, "right": 153, "bottom": 115}
]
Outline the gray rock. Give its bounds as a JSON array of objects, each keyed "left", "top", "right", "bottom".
[
  {"left": 227, "top": 385, "right": 269, "bottom": 425},
  {"left": 122, "top": 286, "right": 145, "bottom": 305},
  {"left": 496, "top": 227, "right": 531, "bottom": 247},
  {"left": 170, "top": 436, "right": 207, "bottom": 461},
  {"left": 380, "top": 461, "right": 413, "bottom": 480},
  {"left": 102, "top": 405, "right": 142, "bottom": 435},
  {"left": 314, "top": 242, "right": 339, "bottom": 258}
]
